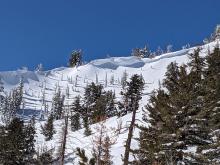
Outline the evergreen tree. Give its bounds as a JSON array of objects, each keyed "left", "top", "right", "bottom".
[
  {"left": 71, "top": 113, "right": 81, "bottom": 131},
  {"left": 162, "top": 61, "right": 180, "bottom": 94},
  {"left": 83, "top": 116, "right": 92, "bottom": 136},
  {"left": 71, "top": 96, "right": 82, "bottom": 131},
  {"left": 135, "top": 51, "right": 215, "bottom": 164},
  {"left": 76, "top": 147, "right": 95, "bottom": 165},
  {"left": 37, "top": 150, "right": 53, "bottom": 165},
  {"left": 166, "top": 44, "right": 173, "bottom": 53},
  {"left": 24, "top": 120, "right": 36, "bottom": 163},
  {"left": 188, "top": 48, "right": 205, "bottom": 83},
  {"left": 0, "top": 77, "right": 4, "bottom": 101},
  {"left": 131, "top": 46, "right": 149, "bottom": 58},
  {"left": 123, "top": 74, "right": 144, "bottom": 165},
  {"left": 119, "top": 74, "right": 144, "bottom": 116},
  {"left": 121, "top": 70, "right": 128, "bottom": 89},
  {"left": 104, "top": 90, "right": 117, "bottom": 118},
  {"left": 35, "top": 63, "right": 44, "bottom": 72},
  {"left": 0, "top": 77, "right": 4, "bottom": 117},
  {"left": 101, "top": 136, "right": 113, "bottom": 165},
  {"left": 52, "top": 87, "right": 65, "bottom": 120},
  {"left": 69, "top": 49, "right": 82, "bottom": 67},
  {"left": 134, "top": 88, "right": 170, "bottom": 164},
  {"left": 41, "top": 114, "right": 56, "bottom": 141},
  {"left": 0, "top": 117, "right": 26, "bottom": 164},
  {"left": 201, "top": 47, "right": 220, "bottom": 163},
  {"left": 84, "top": 82, "right": 103, "bottom": 122}
]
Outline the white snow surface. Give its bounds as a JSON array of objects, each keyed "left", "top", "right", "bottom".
[{"left": 0, "top": 40, "right": 218, "bottom": 164}]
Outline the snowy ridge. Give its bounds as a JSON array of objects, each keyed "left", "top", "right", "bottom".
[{"left": 0, "top": 40, "right": 218, "bottom": 164}]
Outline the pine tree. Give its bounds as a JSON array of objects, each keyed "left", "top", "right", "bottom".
[
  {"left": 166, "top": 44, "right": 173, "bottom": 53},
  {"left": 131, "top": 46, "right": 149, "bottom": 58},
  {"left": 123, "top": 74, "right": 144, "bottom": 165},
  {"left": 135, "top": 54, "right": 213, "bottom": 164},
  {"left": 105, "top": 90, "right": 117, "bottom": 118},
  {"left": 84, "top": 82, "right": 103, "bottom": 121},
  {"left": 37, "top": 150, "right": 53, "bottom": 165},
  {"left": 162, "top": 61, "right": 180, "bottom": 94},
  {"left": 101, "top": 136, "right": 113, "bottom": 165},
  {"left": 71, "top": 96, "right": 82, "bottom": 131},
  {"left": 71, "top": 112, "right": 81, "bottom": 131},
  {"left": 188, "top": 48, "right": 205, "bottom": 83},
  {"left": 52, "top": 87, "right": 65, "bottom": 120},
  {"left": 41, "top": 114, "right": 56, "bottom": 141},
  {"left": 76, "top": 148, "right": 96, "bottom": 165},
  {"left": 134, "top": 88, "right": 170, "bottom": 164},
  {"left": 83, "top": 116, "right": 92, "bottom": 136},
  {"left": 156, "top": 46, "right": 163, "bottom": 56},
  {"left": 35, "top": 63, "right": 44, "bottom": 72},
  {"left": 69, "top": 49, "right": 82, "bottom": 67},
  {"left": 121, "top": 70, "right": 128, "bottom": 89},
  {"left": 200, "top": 47, "right": 220, "bottom": 163},
  {"left": 110, "top": 75, "right": 114, "bottom": 85},
  {"left": 0, "top": 117, "right": 26, "bottom": 164},
  {"left": 0, "top": 77, "right": 4, "bottom": 116},
  {"left": 24, "top": 120, "right": 36, "bottom": 163}
]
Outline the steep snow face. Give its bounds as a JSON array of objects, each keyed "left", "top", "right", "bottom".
[{"left": 0, "top": 40, "right": 218, "bottom": 164}]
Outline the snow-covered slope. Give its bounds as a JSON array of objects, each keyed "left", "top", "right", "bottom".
[{"left": 0, "top": 40, "right": 218, "bottom": 164}]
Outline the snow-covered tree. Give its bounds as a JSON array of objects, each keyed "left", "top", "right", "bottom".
[
  {"left": 166, "top": 44, "right": 173, "bottom": 53},
  {"left": 131, "top": 46, "right": 149, "bottom": 58},
  {"left": 35, "top": 63, "right": 44, "bottom": 72},
  {"left": 69, "top": 49, "right": 82, "bottom": 67},
  {"left": 52, "top": 87, "right": 65, "bottom": 120},
  {"left": 121, "top": 70, "right": 128, "bottom": 89},
  {"left": 0, "top": 77, "right": 4, "bottom": 113},
  {"left": 41, "top": 114, "right": 55, "bottom": 141}
]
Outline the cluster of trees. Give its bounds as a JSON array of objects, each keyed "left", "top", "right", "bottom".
[
  {"left": 0, "top": 117, "right": 53, "bottom": 164},
  {"left": 133, "top": 46, "right": 220, "bottom": 164},
  {"left": 70, "top": 82, "right": 117, "bottom": 136},
  {"left": 41, "top": 81, "right": 118, "bottom": 142},
  {"left": 1, "top": 41, "right": 220, "bottom": 164},
  {"left": 0, "top": 79, "right": 23, "bottom": 125},
  {"left": 204, "top": 25, "right": 220, "bottom": 43},
  {"left": 132, "top": 45, "right": 173, "bottom": 58}
]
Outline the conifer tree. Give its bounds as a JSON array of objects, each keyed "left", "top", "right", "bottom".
[
  {"left": 162, "top": 61, "right": 180, "bottom": 94},
  {"left": 201, "top": 47, "right": 220, "bottom": 163},
  {"left": 24, "top": 120, "right": 36, "bottom": 163},
  {"left": 83, "top": 116, "right": 92, "bottom": 136},
  {"left": 105, "top": 90, "right": 117, "bottom": 118},
  {"left": 76, "top": 147, "right": 95, "bottom": 165},
  {"left": 134, "top": 88, "right": 170, "bottom": 164},
  {"left": 41, "top": 114, "right": 56, "bottom": 141},
  {"left": 52, "top": 87, "right": 65, "bottom": 120},
  {"left": 123, "top": 74, "right": 144, "bottom": 165},
  {"left": 71, "top": 96, "right": 82, "bottom": 131},
  {"left": 121, "top": 70, "right": 128, "bottom": 89},
  {"left": 0, "top": 117, "right": 26, "bottom": 164},
  {"left": 102, "top": 136, "right": 113, "bottom": 165},
  {"left": 37, "top": 150, "right": 53, "bottom": 165},
  {"left": 69, "top": 49, "right": 82, "bottom": 67},
  {"left": 71, "top": 113, "right": 81, "bottom": 131},
  {"left": 0, "top": 77, "right": 4, "bottom": 117},
  {"left": 84, "top": 82, "right": 103, "bottom": 121},
  {"left": 135, "top": 51, "right": 214, "bottom": 164}
]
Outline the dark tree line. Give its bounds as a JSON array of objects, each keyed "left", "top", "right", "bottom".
[{"left": 133, "top": 47, "right": 220, "bottom": 164}]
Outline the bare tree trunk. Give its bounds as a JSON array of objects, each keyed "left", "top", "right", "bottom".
[
  {"left": 123, "top": 101, "right": 137, "bottom": 165},
  {"left": 60, "top": 115, "right": 68, "bottom": 165}
]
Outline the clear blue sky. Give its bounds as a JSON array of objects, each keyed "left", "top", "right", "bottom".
[{"left": 0, "top": 0, "right": 219, "bottom": 71}]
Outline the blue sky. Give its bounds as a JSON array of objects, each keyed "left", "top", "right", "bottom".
[{"left": 0, "top": 0, "right": 219, "bottom": 71}]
